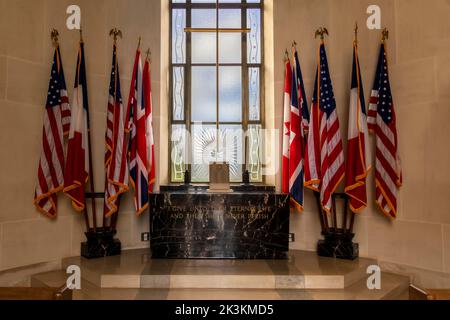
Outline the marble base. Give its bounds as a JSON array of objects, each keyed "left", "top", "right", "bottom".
[
  {"left": 32, "top": 249, "right": 411, "bottom": 300},
  {"left": 58, "top": 249, "right": 382, "bottom": 290},
  {"left": 81, "top": 229, "right": 121, "bottom": 259},
  {"left": 317, "top": 230, "right": 359, "bottom": 261}
]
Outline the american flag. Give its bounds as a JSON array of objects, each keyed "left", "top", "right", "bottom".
[
  {"left": 64, "top": 41, "right": 90, "bottom": 211},
  {"left": 128, "top": 51, "right": 155, "bottom": 215},
  {"left": 288, "top": 48, "right": 309, "bottom": 210},
  {"left": 281, "top": 59, "right": 292, "bottom": 194},
  {"left": 367, "top": 42, "right": 402, "bottom": 219},
  {"left": 104, "top": 44, "right": 129, "bottom": 218},
  {"left": 34, "top": 46, "right": 70, "bottom": 218},
  {"left": 305, "top": 42, "right": 345, "bottom": 212},
  {"left": 345, "top": 41, "right": 371, "bottom": 213}
]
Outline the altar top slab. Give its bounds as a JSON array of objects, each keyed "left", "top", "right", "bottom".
[
  {"left": 60, "top": 249, "right": 380, "bottom": 290},
  {"left": 158, "top": 185, "right": 277, "bottom": 194}
]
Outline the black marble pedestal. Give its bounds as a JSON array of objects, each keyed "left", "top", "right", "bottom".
[
  {"left": 317, "top": 230, "right": 359, "bottom": 261},
  {"left": 81, "top": 229, "right": 121, "bottom": 259},
  {"left": 149, "top": 185, "right": 290, "bottom": 260}
]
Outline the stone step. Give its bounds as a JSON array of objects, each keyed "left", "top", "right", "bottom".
[
  {"left": 59, "top": 249, "right": 377, "bottom": 290},
  {"left": 31, "top": 270, "right": 410, "bottom": 301}
]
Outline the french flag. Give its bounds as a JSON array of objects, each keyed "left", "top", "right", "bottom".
[
  {"left": 345, "top": 42, "right": 371, "bottom": 213},
  {"left": 63, "top": 41, "right": 90, "bottom": 211}
]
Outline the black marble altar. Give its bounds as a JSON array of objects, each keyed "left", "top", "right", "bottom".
[{"left": 149, "top": 185, "right": 290, "bottom": 259}]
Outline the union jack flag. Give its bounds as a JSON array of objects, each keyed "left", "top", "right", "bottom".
[
  {"left": 367, "top": 42, "right": 402, "bottom": 219},
  {"left": 128, "top": 50, "right": 155, "bottom": 215},
  {"left": 34, "top": 46, "right": 70, "bottom": 218},
  {"left": 305, "top": 41, "right": 345, "bottom": 213},
  {"left": 288, "top": 48, "right": 309, "bottom": 210},
  {"left": 345, "top": 41, "right": 371, "bottom": 213},
  {"left": 104, "top": 44, "right": 129, "bottom": 217}
]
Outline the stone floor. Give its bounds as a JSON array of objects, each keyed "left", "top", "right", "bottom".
[{"left": 31, "top": 249, "right": 411, "bottom": 300}]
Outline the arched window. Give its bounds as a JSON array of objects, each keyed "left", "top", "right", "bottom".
[{"left": 170, "top": 0, "right": 264, "bottom": 183}]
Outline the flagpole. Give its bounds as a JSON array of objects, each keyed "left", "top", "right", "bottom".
[
  {"left": 77, "top": 28, "right": 93, "bottom": 232},
  {"left": 80, "top": 28, "right": 99, "bottom": 233}
]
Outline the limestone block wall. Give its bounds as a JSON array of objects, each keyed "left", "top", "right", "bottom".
[
  {"left": 0, "top": 0, "right": 161, "bottom": 271},
  {"left": 272, "top": 0, "right": 450, "bottom": 288}
]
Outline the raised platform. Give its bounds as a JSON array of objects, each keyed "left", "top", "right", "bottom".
[
  {"left": 60, "top": 249, "right": 374, "bottom": 290},
  {"left": 30, "top": 249, "right": 411, "bottom": 300}
]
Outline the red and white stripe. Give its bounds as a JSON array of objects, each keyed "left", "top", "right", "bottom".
[
  {"left": 34, "top": 103, "right": 65, "bottom": 218},
  {"left": 369, "top": 42, "right": 402, "bottom": 219},
  {"left": 305, "top": 43, "right": 345, "bottom": 212},
  {"left": 104, "top": 45, "right": 129, "bottom": 218}
]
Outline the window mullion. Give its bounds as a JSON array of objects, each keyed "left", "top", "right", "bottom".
[
  {"left": 242, "top": 2, "right": 249, "bottom": 175},
  {"left": 186, "top": 3, "right": 192, "bottom": 178}
]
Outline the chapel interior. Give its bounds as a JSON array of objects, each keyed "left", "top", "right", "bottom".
[{"left": 0, "top": 0, "right": 450, "bottom": 301}]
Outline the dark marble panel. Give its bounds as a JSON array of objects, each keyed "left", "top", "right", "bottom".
[{"left": 149, "top": 187, "right": 290, "bottom": 260}]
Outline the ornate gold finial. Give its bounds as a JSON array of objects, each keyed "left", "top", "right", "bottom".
[
  {"left": 382, "top": 28, "right": 389, "bottom": 42},
  {"left": 146, "top": 48, "right": 151, "bottom": 63},
  {"left": 137, "top": 36, "right": 141, "bottom": 50},
  {"left": 354, "top": 22, "right": 358, "bottom": 43},
  {"left": 109, "top": 28, "right": 123, "bottom": 44},
  {"left": 51, "top": 29, "right": 59, "bottom": 47},
  {"left": 315, "top": 27, "right": 329, "bottom": 40},
  {"left": 284, "top": 49, "right": 289, "bottom": 62},
  {"left": 292, "top": 41, "right": 297, "bottom": 48}
]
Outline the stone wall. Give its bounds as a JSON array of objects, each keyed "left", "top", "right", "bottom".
[
  {"left": 0, "top": 0, "right": 161, "bottom": 271},
  {"left": 272, "top": 0, "right": 450, "bottom": 288}
]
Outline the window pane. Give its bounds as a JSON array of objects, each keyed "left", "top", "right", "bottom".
[
  {"left": 192, "top": 125, "right": 218, "bottom": 183},
  {"left": 248, "top": 67, "right": 260, "bottom": 121},
  {"left": 219, "top": 66, "right": 242, "bottom": 122},
  {"left": 247, "top": 125, "right": 263, "bottom": 182},
  {"left": 171, "top": 125, "right": 187, "bottom": 183},
  {"left": 172, "top": 67, "right": 184, "bottom": 121},
  {"left": 172, "top": 9, "right": 186, "bottom": 64},
  {"left": 219, "top": 9, "right": 241, "bottom": 28},
  {"left": 192, "top": 9, "right": 216, "bottom": 28},
  {"left": 192, "top": 32, "right": 217, "bottom": 63},
  {"left": 247, "top": 9, "right": 261, "bottom": 64},
  {"left": 219, "top": 125, "right": 243, "bottom": 183},
  {"left": 219, "top": 33, "right": 241, "bottom": 64},
  {"left": 192, "top": 67, "right": 217, "bottom": 122}
]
